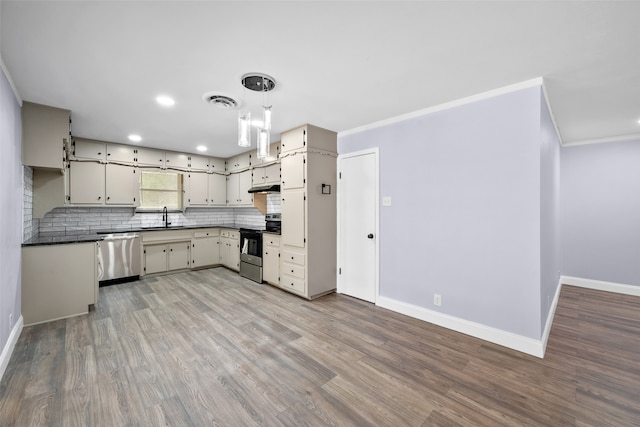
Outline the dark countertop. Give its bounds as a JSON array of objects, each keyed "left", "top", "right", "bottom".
[{"left": 22, "top": 224, "right": 264, "bottom": 247}]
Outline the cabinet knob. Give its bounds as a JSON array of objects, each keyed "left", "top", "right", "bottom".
[{"left": 97, "top": 196, "right": 101, "bottom": 200}]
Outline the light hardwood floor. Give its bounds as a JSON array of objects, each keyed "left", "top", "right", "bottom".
[{"left": 1, "top": 267, "right": 640, "bottom": 426}]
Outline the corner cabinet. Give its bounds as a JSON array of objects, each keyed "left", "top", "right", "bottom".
[
  {"left": 22, "top": 101, "right": 70, "bottom": 170},
  {"left": 279, "top": 124, "right": 337, "bottom": 299}
]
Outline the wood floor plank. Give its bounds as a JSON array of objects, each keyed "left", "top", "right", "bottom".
[{"left": 2, "top": 270, "right": 640, "bottom": 426}]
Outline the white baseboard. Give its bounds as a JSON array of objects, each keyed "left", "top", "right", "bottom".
[
  {"left": 561, "top": 275, "right": 640, "bottom": 296},
  {"left": 540, "top": 278, "right": 564, "bottom": 356},
  {"left": 0, "top": 315, "right": 23, "bottom": 382},
  {"left": 376, "top": 296, "right": 545, "bottom": 358}
]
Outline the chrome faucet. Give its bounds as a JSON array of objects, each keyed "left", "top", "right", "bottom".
[{"left": 162, "top": 206, "right": 171, "bottom": 228}]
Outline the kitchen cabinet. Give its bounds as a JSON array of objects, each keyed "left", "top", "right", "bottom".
[
  {"left": 68, "top": 161, "right": 105, "bottom": 204},
  {"left": 263, "top": 233, "right": 281, "bottom": 285},
  {"left": 144, "top": 244, "right": 168, "bottom": 275},
  {"left": 210, "top": 157, "right": 226, "bottom": 174},
  {"left": 253, "top": 162, "right": 281, "bottom": 186},
  {"left": 281, "top": 189, "right": 305, "bottom": 248},
  {"left": 105, "top": 164, "right": 139, "bottom": 205},
  {"left": 278, "top": 124, "right": 337, "bottom": 299},
  {"left": 189, "top": 154, "right": 209, "bottom": 172},
  {"left": 107, "top": 143, "right": 136, "bottom": 164},
  {"left": 281, "top": 153, "right": 305, "bottom": 190},
  {"left": 22, "top": 242, "right": 97, "bottom": 326},
  {"left": 22, "top": 101, "right": 70, "bottom": 170},
  {"left": 136, "top": 147, "right": 165, "bottom": 168},
  {"left": 168, "top": 242, "right": 191, "bottom": 270},
  {"left": 227, "top": 151, "right": 252, "bottom": 172},
  {"left": 219, "top": 229, "right": 240, "bottom": 271},
  {"left": 165, "top": 152, "right": 190, "bottom": 170},
  {"left": 71, "top": 139, "right": 106, "bottom": 161},
  {"left": 191, "top": 229, "right": 220, "bottom": 268},
  {"left": 226, "top": 170, "right": 253, "bottom": 206},
  {"left": 186, "top": 172, "right": 227, "bottom": 206}
]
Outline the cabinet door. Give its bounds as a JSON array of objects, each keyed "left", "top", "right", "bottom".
[
  {"left": 238, "top": 170, "right": 253, "bottom": 205},
  {"left": 136, "top": 147, "right": 165, "bottom": 167},
  {"left": 107, "top": 144, "right": 136, "bottom": 164},
  {"left": 281, "top": 126, "right": 306, "bottom": 153},
  {"left": 252, "top": 167, "right": 266, "bottom": 186},
  {"left": 165, "top": 152, "right": 190, "bottom": 170},
  {"left": 187, "top": 173, "right": 209, "bottom": 206},
  {"left": 168, "top": 242, "right": 190, "bottom": 270},
  {"left": 68, "top": 162, "right": 105, "bottom": 204},
  {"left": 219, "top": 235, "right": 230, "bottom": 266},
  {"left": 22, "top": 101, "right": 69, "bottom": 169},
  {"left": 263, "top": 236, "right": 281, "bottom": 285},
  {"left": 208, "top": 174, "right": 227, "bottom": 205},
  {"left": 209, "top": 157, "right": 225, "bottom": 174},
  {"left": 73, "top": 140, "right": 106, "bottom": 161},
  {"left": 106, "top": 164, "right": 139, "bottom": 205},
  {"left": 264, "top": 163, "right": 281, "bottom": 185},
  {"left": 229, "top": 232, "right": 240, "bottom": 271},
  {"left": 189, "top": 155, "right": 209, "bottom": 172},
  {"left": 226, "top": 173, "right": 240, "bottom": 205},
  {"left": 192, "top": 236, "right": 219, "bottom": 268},
  {"left": 281, "top": 189, "right": 305, "bottom": 248},
  {"left": 144, "top": 244, "right": 167, "bottom": 274},
  {"left": 281, "top": 154, "right": 305, "bottom": 190}
]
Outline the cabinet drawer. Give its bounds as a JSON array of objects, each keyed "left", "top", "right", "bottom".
[
  {"left": 281, "top": 249, "right": 305, "bottom": 266},
  {"left": 281, "top": 274, "right": 305, "bottom": 294},
  {"left": 193, "top": 230, "right": 219, "bottom": 238},
  {"left": 282, "top": 262, "right": 304, "bottom": 279},
  {"left": 220, "top": 230, "right": 230, "bottom": 237},
  {"left": 264, "top": 235, "right": 281, "bottom": 247}
]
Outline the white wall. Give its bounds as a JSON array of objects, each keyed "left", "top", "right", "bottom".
[
  {"left": 0, "top": 59, "right": 23, "bottom": 378},
  {"left": 339, "top": 86, "right": 545, "bottom": 340}
]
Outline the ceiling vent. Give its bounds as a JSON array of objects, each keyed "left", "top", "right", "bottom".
[{"left": 202, "top": 92, "right": 240, "bottom": 109}]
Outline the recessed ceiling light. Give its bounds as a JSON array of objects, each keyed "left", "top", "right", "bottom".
[
  {"left": 196, "top": 145, "right": 207, "bottom": 152},
  {"left": 128, "top": 134, "right": 142, "bottom": 142},
  {"left": 156, "top": 95, "right": 175, "bottom": 107}
]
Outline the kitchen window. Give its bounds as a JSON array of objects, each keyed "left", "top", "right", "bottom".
[{"left": 139, "top": 171, "right": 183, "bottom": 210}]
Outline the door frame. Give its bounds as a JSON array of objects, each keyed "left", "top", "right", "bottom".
[{"left": 336, "top": 147, "right": 380, "bottom": 302}]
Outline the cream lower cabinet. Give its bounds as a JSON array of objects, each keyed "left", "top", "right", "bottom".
[
  {"left": 143, "top": 242, "right": 190, "bottom": 274},
  {"left": 192, "top": 229, "right": 220, "bottom": 268},
  {"left": 263, "top": 233, "right": 281, "bottom": 285},
  {"left": 219, "top": 229, "right": 240, "bottom": 271},
  {"left": 144, "top": 244, "right": 168, "bottom": 274},
  {"left": 22, "top": 242, "right": 98, "bottom": 326}
]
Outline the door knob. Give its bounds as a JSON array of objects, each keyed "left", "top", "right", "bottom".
[{"left": 367, "top": 233, "right": 374, "bottom": 239}]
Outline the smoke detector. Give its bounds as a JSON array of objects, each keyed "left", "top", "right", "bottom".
[{"left": 202, "top": 91, "right": 240, "bottom": 109}]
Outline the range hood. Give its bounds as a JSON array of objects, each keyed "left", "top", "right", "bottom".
[{"left": 248, "top": 184, "right": 280, "bottom": 193}]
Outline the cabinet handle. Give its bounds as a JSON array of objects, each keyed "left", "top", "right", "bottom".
[
  {"left": 97, "top": 196, "right": 101, "bottom": 200},
  {"left": 98, "top": 152, "right": 102, "bottom": 155},
  {"left": 107, "top": 196, "right": 110, "bottom": 200}
]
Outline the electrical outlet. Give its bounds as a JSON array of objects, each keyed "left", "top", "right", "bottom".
[
  {"left": 382, "top": 196, "right": 392, "bottom": 207},
  {"left": 433, "top": 294, "right": 442, "bottom": 307}
]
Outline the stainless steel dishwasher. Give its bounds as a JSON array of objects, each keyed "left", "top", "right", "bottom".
[{"left": 97, "top": 233, "right": 141, "bottom": 284}]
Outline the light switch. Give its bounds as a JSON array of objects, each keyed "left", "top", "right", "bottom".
[{"left": 383, "top": 196, "right": 392, "bottom": 207}]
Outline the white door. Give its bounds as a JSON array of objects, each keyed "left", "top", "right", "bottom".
[{"left": 338, "top": 149, "right": 378, "bottom": 303}]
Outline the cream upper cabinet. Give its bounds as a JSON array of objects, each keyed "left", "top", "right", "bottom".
[
  {"left": 68, "top": 162, "right": 105, "bottom": 204},
  {"left": 107, "top": 143, "right": 136, "bottom": 164},
  {"left": 71, "top": 139, "right": 106, "bottom": 161},
  {"left": 209, "top": 157, "right": 226, "bottom": 174},
  {"left": 209, "top": 173, "right": 227, "bottom": 205},
  {"left": 226, "top": 170, "right": 253, "bottom": 206},
  {"left": 22, "top": 101, "right": 70, "bottom": 170},
  {"left": 105, "top": 164, "right": 139, "bottom": 205},
  {"left": 186, "top": 172, "right": 209, "bottom": 206},
  {"left": 165, "top": 152, "right": 190, "bottom": 170},
  {"left": 278, "top": 124, "right": 337, "bottom": 299},
  {"left": 227, "top": 151, "right": 253, "bottom": 172},
  {"left": 136, "top": 147, "right": 165, "bottom": 167},
  {"left": 253, "top": 162, "right": 281, "bottom": 186},
  {"left": 189, "top": 155, "right": 209, "bottom": 172},
  {"left": 281, "top": 154, "right": 304, "bottom": 190}
]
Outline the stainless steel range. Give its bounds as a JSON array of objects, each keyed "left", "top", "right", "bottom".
[{"left": 239, "top": 228, "right": 263, "bottom": 283}]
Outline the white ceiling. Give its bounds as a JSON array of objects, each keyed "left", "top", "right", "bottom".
[{"left": 2, "top": 1, "right": 640, "bottom": 158}]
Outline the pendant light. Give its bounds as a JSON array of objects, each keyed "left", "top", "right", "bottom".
[{"left": 239, "top": 73, "right": 276, "bottom": 155}]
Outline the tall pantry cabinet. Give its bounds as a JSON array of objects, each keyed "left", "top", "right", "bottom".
[{"left": 279, "top": 124, "right": 337, "bottom": 299}]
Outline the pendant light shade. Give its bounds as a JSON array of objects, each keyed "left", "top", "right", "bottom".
[
  {"left": 238, "top": 111, "right": 251, "bottom": 147},
  {"left": 257, "top": 128, "right": 270, "bottom": 159},
  {"left": 263, "top": 105, "right": 272, "bottom": 131}
]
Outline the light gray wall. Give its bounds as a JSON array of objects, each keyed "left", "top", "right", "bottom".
[
  {"left": 0, "top": 63, "right": 22, "bottom": 356},
  {"left": 539, "top": 94, "right": 562, "bottom": 331},
  {"left": 339, "top": 87, "right": 544, "bottom": 339},
  {"left": 561, "top": 138, "right": 640, "bottom": 286}
]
